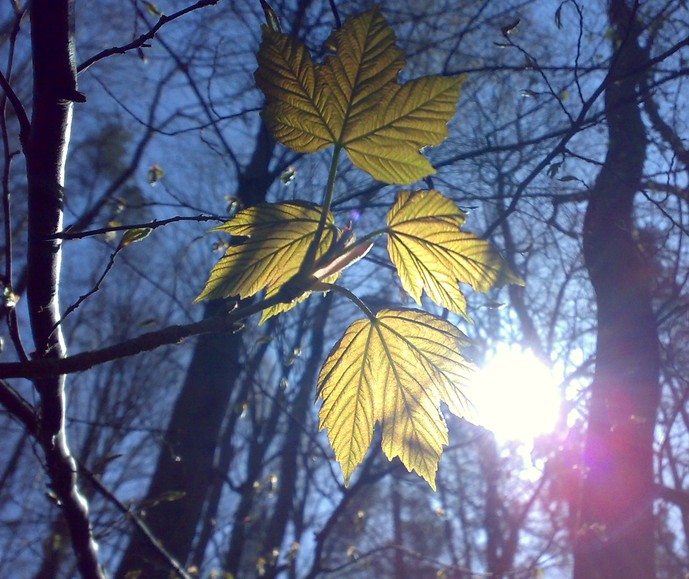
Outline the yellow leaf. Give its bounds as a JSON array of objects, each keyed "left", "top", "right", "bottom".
[
  {"left": 387, "top": 190, "right": 523, "bottom": 317},
  {"left": 255, "top": 29, "right": 333, "bottom": 152},
  {"left": 344, "top": 75, "right": 465, "bottom": 184},
  {"left": 319, "top": 8, "right": 404, "bottom": 143},
  {"left": 195, "top": 201, "right": 336, "bottom": 304},
  {"left": 317, "top": 309, "right": 473, "bottom": 489},
  {"left": 255, "top": 7, "right": 464, "bottom": 184},
  {"left": 260, "top": 228, "right": 373, "bottom": 323},
  {"left": 259, "top": 288, "right": 312, "bottom": 324}
]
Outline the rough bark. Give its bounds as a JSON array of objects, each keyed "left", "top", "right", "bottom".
[
  {"left": 27, "top": 0, "right": 104, "bottom": 577},
  {"left": 575, "top": 2, "right": 660, "bottom": 578}
]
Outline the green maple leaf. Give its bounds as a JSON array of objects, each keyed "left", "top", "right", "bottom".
[
  {"left": 255, "top": 6, "right": 465, "bottom": 184},
  {"left": 195, "top": 201, "right": 337, "bottom": 315},
  {"left": 387, "top": 189, "right": 523, "bottom": 317},
  {"left": 317, "top": 308, "right": 473, "bottom": 489}
]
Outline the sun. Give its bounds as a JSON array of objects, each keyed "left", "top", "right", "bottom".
[{"left": 468, "top": 344, "right": 561, "bottom": 444}]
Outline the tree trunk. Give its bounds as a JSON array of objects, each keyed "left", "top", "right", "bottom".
[
  {"left": 28, "top": 1, "right": 104, "bottom": 577},
  {"left": 262, "top": 295, "right": 333, "bottom": 578},
  {"left": 116, "top": 125, "right": 275, "bottom": 577},
  {"left": 575, "top": 2, "right": 659, "bottom": 578}
]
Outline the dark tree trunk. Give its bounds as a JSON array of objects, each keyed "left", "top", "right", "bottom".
[
  {"left": 28, "top": 1, "right": 103, "bottom": 577},
  {"left": 575, "top": 2, "right": 660, "bottom": 578},
  {"left": 116, "top": 125, "right": 275, "bottom": 577},
  {"left": 116, "top": 3, "right": 316, "bottom": 574},
  {"left": 261, "top": 295, "right": 333, "bottom": 579}
]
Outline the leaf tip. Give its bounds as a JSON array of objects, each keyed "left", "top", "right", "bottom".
[
  {"left": 193, "top": 286, "right": 207, "bottom": 303},
  {"left": 426, "top": 475, "right": 438, "bottom": 492}
]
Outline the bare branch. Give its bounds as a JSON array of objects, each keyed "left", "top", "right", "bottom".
[
  {"left": 0, "top": 69, "right": 30, "bottom": 148},
  {"left": 77, "top": 0, "right": 220, "bottom": 74},
  {"left": 656, "top": 483, "right": 689, "bottom": 512},
  {"left": 80, "top": 466, "right": 192, "bottom": 579},
  {"left": 0, "top": 294, "right": 284, "bottom": 379},
  {"left": 55, "top": 214, "right": 226, "bottom": 240},
  {"left": 0, "top": 379, "right": 37, "bottom": 434}
]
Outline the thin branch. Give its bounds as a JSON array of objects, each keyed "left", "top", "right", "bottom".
[
  {"left": 328, "top": 0, "right": 341, "bottom": 29},
  {"left": 1, "top": 0, "right": 21, "bottom": 286},
  {"left": 55, "top": 214, "right": 226, "bottom": 240},
  {"left": 642, "top": 77, "right": 689, "bottom": 170},
  {"left": 80, "top": 466, "right": 192, "bottom": 579},
  {"left": 6, "top": 307, "right": 29, "bottom": 362},
  {"left": 0, "top": 379, "right": 37, "bottom": 434},
  {"left": 0, "top": 69, "right": 30, "bottom": 149},
  {"left": 77, "top": 0, "right": 220, "bottom": 73},
  {"left": 482, "top": 31, "right": 689, "bottom": 238},
  {"left": 0, "top": 293, "right": 285, "bottom": 379},
  {"left": 69, "top": 70, "right": 171, "bottom": 236},
  {"left": 132, "top": 1, "right": 241, "bottom": 174},
  {"left": 481, "top": 69, "right": 610, "bottom": 238},
  {"left": 56, "top": 246, "right": 120, "bottom": 329},
  {"left": 0, "top": 9, "right": 29, "bottom": 363},
  {"left": 0, "top": 379, "right": 190, "bottom": 579}
]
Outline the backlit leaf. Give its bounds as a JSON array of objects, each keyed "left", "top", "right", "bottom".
[
  {"left": 255, "top": 7, "right": 464, "bottom": 184},
  {"left": 343, "top": 75, "right": 465, "bottom": 184},
  {"left": 255, "top": 28, "right": 333, "bottom": 152},
  {"left": 119, "top": 227, "right": 152, "bottom": 248},
  {"left": 195, "top": 201, "right": 337, "bottom": 304},
  {"left": 318, "top": 8, "right": 404, "bottom": 143},
  {"left": 387, "top": 190, "right": 523, "bottom": 317},
  {"left": 317, "top": 309, "right": 473, "bottom": 489},
  {"left": 258, "top": 229, "right": 371, "bottom": 324}
]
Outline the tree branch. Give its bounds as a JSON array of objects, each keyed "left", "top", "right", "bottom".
[
  {"left": 0, "top": 294, "right": 282, "bottom": 379},
  {"left": 656, "top": 483, "right": 689, "bottom": 512},
  {"left": 0, "top": 379, "right": 37, "bottom": 434},
  {"left": 80, "top": 466, "right": 192, "bottom": 579},
  {"left": 77, "top": 0, "right": 220, "bottom": 74},
  {"left": 55, "top": 214, "right": 226, "bottom": 240},
  {"left": 0, "top": 69, "right": 30, "bottom": 149}
]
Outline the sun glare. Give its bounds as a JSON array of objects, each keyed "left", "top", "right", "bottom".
[{"left": 468, "top": 345, "right": 561, "bottom": 444}]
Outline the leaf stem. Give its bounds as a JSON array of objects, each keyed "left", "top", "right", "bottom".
[
  {"left": 319, "top": 283, "right": 376, "bottom": 322},
  {"left": 304, "top": 145, "right": 342, "bottom": 269},
  {"left": 354, "top": 227, "right": 389, "bottom": 247}
]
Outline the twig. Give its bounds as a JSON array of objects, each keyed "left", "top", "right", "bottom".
[
  {"left": 0, "top": 69, "right": 30, "bottom": 149},
  {"left": 328, "top": 0, "right": 341, "bottom": 29},
  {"left": 0, "top": 9, "right": 29, "bottom": 363},
  {"left": 55, "top": 214, "right": 226, "bottom": 240},
  {"left": 77, "top": 0, "right": 220, "bottom": 73},
  {"left": 7, "top": 307, "right": 29, "bottom": 362},
  {"left": 481, "top": 32, "right": 689, "bottom": 238},
  {"left": 80, "top": 466, "right": 192, "bottom": 579},
  {"left": 134, "top": 1, "right": 241, "bottom": 174},
  {"left": 56, "top": 246, "right": 120, "bottom": 330},
  {"left": 0, "top": 379, "right": 37, "bottom": 434}
]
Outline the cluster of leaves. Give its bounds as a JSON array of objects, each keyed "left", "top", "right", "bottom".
[{"left": 196, "top": 5, "right": 521, "bottom": 488}]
